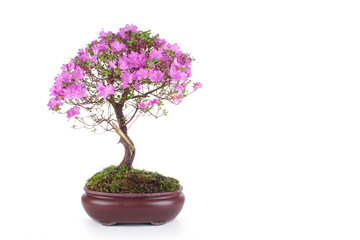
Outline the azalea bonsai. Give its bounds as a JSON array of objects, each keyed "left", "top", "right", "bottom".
[{"left": 48, "top": 24, "right": 202, "bottom": 193}]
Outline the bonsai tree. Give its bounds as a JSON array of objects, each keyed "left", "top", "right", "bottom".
[{"left": 48, "top": 24, "right": 202, "bottom": 173}]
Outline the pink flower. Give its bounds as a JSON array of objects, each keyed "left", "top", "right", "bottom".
[
  {"left": 72, "top": 67, "right": 85, "bottom": 81},
  {"left": 92, "top": 44, "right": 101, "bottom": 54},
  {"left": 99, "top": 29, "right": 107, "bottom": 38},
  {"left": 148, "top": 99, "right": 159, "bottom": 106},
  {"left": 108, "top": 61, "right": 115, "bottom": 69},
  {"left": 97, "top": 41, "right": 108, "bottom": 51},
  {"left": 127, "top": 52, "right": 138, "bottom": 68},
  {"left": 61, "top": 64, "right": 68, "bottom": 71},
  {"left": 78, "top": 48, "right": 85, "bottom": 55},
  {"left": 149, "top": 49, "right": 163, "bottom": 60},
  {"left": 134, "top": 80, "right": 141, "bottom": 90},
  {"left": 176, "top": 54, "right": 191, "bottom": 67},
  {"left": 173, "top": 93, "right": 183, "bottom": 104},
  {"left": 67, "top": 60, "right": 76, "bottom": 70},
  {"left": 61, "top": 71, "right": 72, "bottom": 83},
  {"left": 50, "top": 83, "right": 64, "bottom": 97},
  {"left": 169, "top": 67, "right": 187, "bottom": 82},
  {"left": 121, "top": 72, "right": 133, "bottom": 89},
  {"left": 96, "top": 82, "right": 116, "bottom": 99},
  {"left": 134, "top": 68, "right": 148, "bottom": 80},
  {"left": 175, "top": 85, "right": 185, "bottom": 92},
  {"left": 155, "top": 38, "right": 167, "bottom": 48},
  {"left": 185, "top": 67, "right": 192, "bottom": 77},
  {"left": 148, "top": 69, "right": 165, "bottom": 82},
  {"left": 117, "top": 24, "right": 138, "bottom": 39},
  {"left": 171, "top": 43, "right": 180, "bottom": 52},
  {"left": 79, "top": 51, "right": 89, "bottom": 62},
  {"left": 123, "top": 24, "right": 138, "bottom": 33},
  {"left": 127, "top": 51, "right": 146, "bottom": 68},
  {"left": 122, "top": 72, "right": 133, "bottom": 84},
  {"left": 67, "top": 106, "right": 80, "bottom": 119},
  {"left": 118, "top": 56, "right": 129, "bottom": 70},
  {"left": 110, "top": 41, "right": 126, "bottom": 52},
  {"left": 193, "top": 82, "right": 203, "bottom": 90},
  {"left": 64, "top": 82, "right": 88, "bottom": 99},
  {"left": 164, "top": 43, "right": 180, "bottom": 52},
  {"left": 138, "top": 102, "right": 147, "bottom": 109},
  {"left": 90, "top": 56, "right": 97, "bottom": 64},
  {"left": 47, "top": 97, "right": 63, "bottom": 110},
  {"left": 117, "top": 28, "right": 127, "bottom": 38},
  {"left": 173, "top": 94, "right": 182, "bottom": 104}
]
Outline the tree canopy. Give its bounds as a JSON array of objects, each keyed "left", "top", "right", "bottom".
[{"left": 48, "top": 24, "right": 202, "bottom": 135}]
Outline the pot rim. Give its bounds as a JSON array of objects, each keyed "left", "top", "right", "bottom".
[{"left": 84, "top": 185, "right": 183, "bottom": 198}]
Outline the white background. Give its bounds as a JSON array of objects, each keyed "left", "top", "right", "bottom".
[{"left": 1, "top": 0, "right": 360, "bottom": 239}]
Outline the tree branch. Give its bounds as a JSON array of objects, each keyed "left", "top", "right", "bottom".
[
  {"left": 126, "top": 107, "right": 139, "bottom": 125},
  {"left": 129, "top": 83, "right": 167, "bottom": 100},
  {"left": 109, "top": 121, "right": 135, "bottom": 152}
]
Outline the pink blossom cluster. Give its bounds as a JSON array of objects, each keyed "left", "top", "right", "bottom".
[
  {"left": 48, "top": 24, "right": 202, "bottom": 119},
  {"left": 96, "top": 82, "right": 116, "bottom": 99},
  {"left": 67, "top": 106, "right": 80, "bottom": 119},
  {"left": 48, "top": 63, "right": 87, "bottom": 118},
  {"left": 138, "top": 98, "right": 159, "bottom": 109}
]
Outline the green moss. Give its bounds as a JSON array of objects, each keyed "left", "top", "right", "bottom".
[{"left": 86, "top": 166, "right": 180, "bottom": 193}]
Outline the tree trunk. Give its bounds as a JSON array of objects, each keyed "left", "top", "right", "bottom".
[
  {"left": 112, "top": 103, "right": 136, "bottom": 169},
  {"left": 119, "top": 135, "right": 136, "bottom": 169}
]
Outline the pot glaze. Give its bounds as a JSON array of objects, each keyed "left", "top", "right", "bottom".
[{"left": 81, "top": 186, "right": 185, "bottom": 225}]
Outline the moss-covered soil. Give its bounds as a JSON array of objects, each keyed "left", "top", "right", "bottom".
[{"left": 86, "top": 165, "right": 180, "bottom": 193}]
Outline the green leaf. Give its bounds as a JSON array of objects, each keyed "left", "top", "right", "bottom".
[{"left": 151, "top": 58, "right": 159, "bottom": 64}]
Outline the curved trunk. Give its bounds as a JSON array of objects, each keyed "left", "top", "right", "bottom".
[
  {"left": 112, "top": 102, "right": 136, "bottom": 169},
  {"left": 119, "top": 135, "right": 136, "bottom": 169}
]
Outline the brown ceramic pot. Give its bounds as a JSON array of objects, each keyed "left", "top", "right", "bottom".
[{"left": 81, "top": 186, "right": 185, "bottom": 225}]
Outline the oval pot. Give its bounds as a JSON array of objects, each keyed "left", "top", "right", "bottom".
[{"left": 81, "top": 186, "right": 185, "bottom": 225}]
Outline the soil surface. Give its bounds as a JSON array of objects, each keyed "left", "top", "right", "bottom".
[{"left": 86, "top": 165, "right": 180, "bottom": 193}]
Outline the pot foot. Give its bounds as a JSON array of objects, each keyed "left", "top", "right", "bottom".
[
  {"left": 100, "top": 221, "right": 117, "bottom": 226},
  {"left": 150, "top": 220, "right": 167, "bottom": 226}
]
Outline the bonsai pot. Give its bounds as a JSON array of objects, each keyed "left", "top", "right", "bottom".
[{"left": 81, "top": 186, "right": 185, "bottom": 225}]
